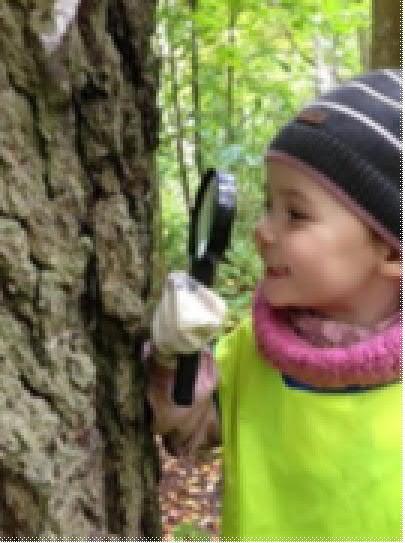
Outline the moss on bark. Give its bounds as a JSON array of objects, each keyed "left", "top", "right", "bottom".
[{"left": 0, "top": 0, "right": 161, "bottom": 538}]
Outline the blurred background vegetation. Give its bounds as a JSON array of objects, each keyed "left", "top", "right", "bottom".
[{"left": 155, "top": 0, "right": 371, "bottom": 328}]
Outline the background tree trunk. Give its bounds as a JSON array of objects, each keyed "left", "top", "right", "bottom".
[
  {"left": 371, "top": 0, "right": 401, "bottom": 68},
  {"left": 189, "top": 0, "right": 203, "bottom": 178},
  {"left": 166, "top": 0, "right": 191, "bottom": 212},
  {"left": 226, "top": 0, "right": 236, "bottom": 147},
  {"left": 0, "top": 0, "right": 161, "bottom": 538}
]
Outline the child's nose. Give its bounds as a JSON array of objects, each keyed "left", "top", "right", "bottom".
[{"left": 255, "top": 216, "right": 274, "bottom": 250}]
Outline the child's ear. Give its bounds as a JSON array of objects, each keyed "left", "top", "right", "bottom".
[
  {"left": 370, "top": 232, "right": 401, "bottom": 279},
  {"left": 378, "top": 245, "right": 401, "bottom": 279}
]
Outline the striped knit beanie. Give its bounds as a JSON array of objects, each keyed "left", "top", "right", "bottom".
[{"left": 267, "top": 69, "right": 402, "bottom": 251}]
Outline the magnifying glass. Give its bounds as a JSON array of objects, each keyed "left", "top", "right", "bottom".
[{"left": 173, "top": 169, "right": 236, "bottom": 406}]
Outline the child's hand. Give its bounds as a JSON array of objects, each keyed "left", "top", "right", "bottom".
[
  {"left": 146, "top": 349, "right": 220, "bottom": 455},
  {"left": 152, "top": 271, "right": 227, "bottom": 358}
]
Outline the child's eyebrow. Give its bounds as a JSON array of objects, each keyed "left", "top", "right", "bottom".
[
  {"left": 279, "top": 188, "right": 304, "bottom": 197},
  {"left": 275, "top": 188, "right": 311, "bottom": 204}
]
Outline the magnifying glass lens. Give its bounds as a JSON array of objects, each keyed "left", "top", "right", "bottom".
[{"left": 196, "top": 179, "right": 216, "bottom": 259}]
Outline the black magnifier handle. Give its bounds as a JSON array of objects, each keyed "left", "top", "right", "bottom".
[
  {"left": 172, "top": 255, "right": 216, "bottom": 406},
  {"left": 172, "top": 353, "right": 200, "bottom": 406},
  {"left": 191, "top": 254, "right": 216, "bottom": 286}
]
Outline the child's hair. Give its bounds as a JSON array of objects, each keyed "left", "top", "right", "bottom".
[{"left": 266, "top": 69, "right": 401, "bottom": 253}]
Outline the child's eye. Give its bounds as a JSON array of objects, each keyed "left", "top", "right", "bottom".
[
  {"left": 265, "top": 199, "right": 273, "bottom": 213},
  {"left": 287, "top": 208, "right": 308, "bottom": 221}
]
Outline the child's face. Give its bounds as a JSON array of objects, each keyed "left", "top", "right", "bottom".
[{"left": 255, "top": 160, "right": 395, "bottom": 322}]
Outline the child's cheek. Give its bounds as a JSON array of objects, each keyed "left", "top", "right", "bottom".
[{"left": 282, "top": 233, "right": 320, "bottom": 267}]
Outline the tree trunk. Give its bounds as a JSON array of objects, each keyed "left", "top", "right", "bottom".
[
  {"left": 166, "top": 1, "right": 191, "bottom": 212},
  {"left": 189, "top": 0, "right": 202, "bottom": 178},
  {"left": 226, "top": 0, "right": 236, "bottom": 146},
  {"left": 371, "top": 0, "right": 401, "bottom": 68},
  {"left": 358, "top": 27, "right": 371, "bottom": 72},
  {"left": 0, "top": 0, "right": 161, "bottom": 538}
]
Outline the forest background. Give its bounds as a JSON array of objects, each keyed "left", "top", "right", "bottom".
[{"left": 156, "top": 0, "right": 373, "bottom": 329}]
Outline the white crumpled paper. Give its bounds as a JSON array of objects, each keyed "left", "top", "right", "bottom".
[{"left": 152, "top": 271, "right": 227, "bottom": 355}]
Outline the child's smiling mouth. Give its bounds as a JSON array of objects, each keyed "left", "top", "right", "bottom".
[{"left": 266, "top": 265, "right": 290, "bottom": 278}]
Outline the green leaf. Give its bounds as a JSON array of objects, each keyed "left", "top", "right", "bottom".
[{"left": 172, "top": 522, "right": 212, "bottom": 540}]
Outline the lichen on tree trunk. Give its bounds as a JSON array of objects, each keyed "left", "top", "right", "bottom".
[{"left": 0, "top": 0, "right": 161, "bottom": 538}]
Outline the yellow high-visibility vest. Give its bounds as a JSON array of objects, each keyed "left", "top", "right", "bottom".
[{"left": 215, "top": 317, "right": 401, "bottom": 541}]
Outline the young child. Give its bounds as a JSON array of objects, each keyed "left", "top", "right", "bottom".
[{"left": 148, "top": 69, "right": 402, "bottom": 541}]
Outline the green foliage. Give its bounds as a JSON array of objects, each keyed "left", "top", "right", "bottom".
[
  {"left": 160, "top": 184, "right": 188, "bottom": 272},
  {"left": 172, "top": 521, "right": 212, "bottom": 540},
  {"left": 158, "top": 0, "right": 370, "bottom": 327}
]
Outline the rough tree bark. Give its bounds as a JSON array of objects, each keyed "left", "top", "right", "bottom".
[
  {"left": 0, "top": 0, "right": 161, "bottom": 538},
  {"left": 371, "top": 0, "right": 401, "bottom": 68}
]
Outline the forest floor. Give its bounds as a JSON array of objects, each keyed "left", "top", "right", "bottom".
[{"left": 156, "top": 436, "right": 222, "bottom": 540}]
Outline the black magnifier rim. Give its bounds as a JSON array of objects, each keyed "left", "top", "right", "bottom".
[{"left": 190, "top": 169, "right": 236, "bottom": 262}]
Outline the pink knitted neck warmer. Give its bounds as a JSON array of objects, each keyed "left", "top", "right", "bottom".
[{"left": 253, "top": 286, "right": 401, "bottom": 389}]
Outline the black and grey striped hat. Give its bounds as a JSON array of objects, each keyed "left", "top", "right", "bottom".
[{"left": 267, "top": 69, "right": 402, "bottom": 250}]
